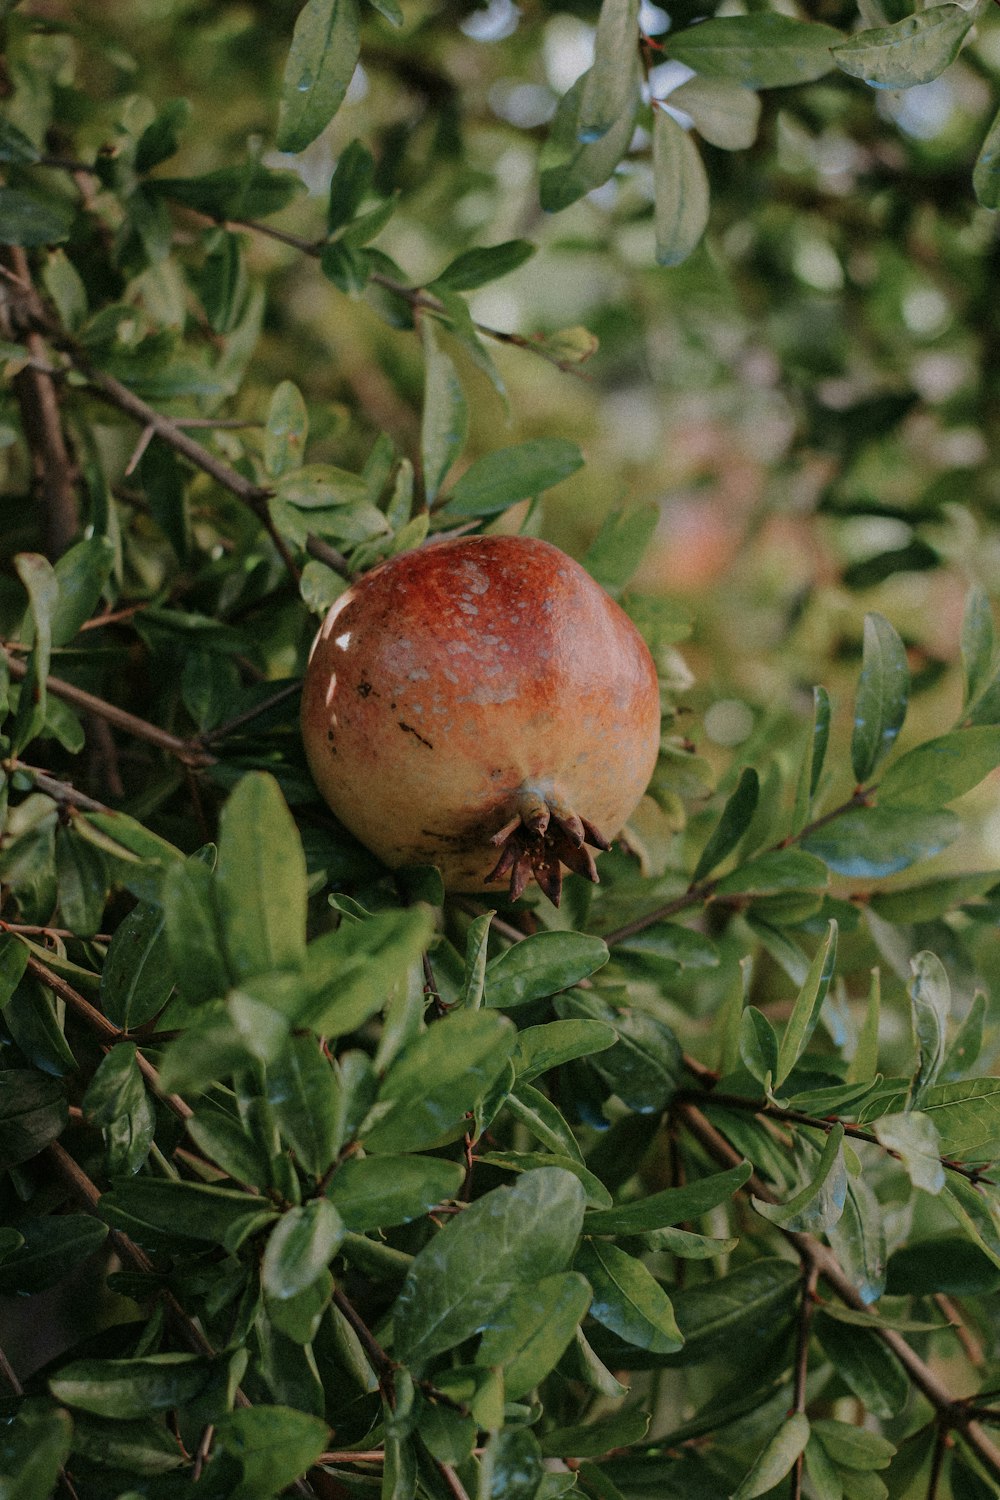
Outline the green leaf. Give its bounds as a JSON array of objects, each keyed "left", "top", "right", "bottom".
[
  {"left": 512, "top": 1019, "right": 617, "bottom": 1083},
  {"left": 276, "top": 0, "right": 362, "bottom": 152},
  {"left": 266, "top": 1036, "right": 341, "bottom": 1175},
  {"left": 753, "top": 1124, "right": 847, "bottom": 1234},
  {"left": 75, "top": 810, "right": 183, "bottom": 900},
  {"left": 0, "top": 933, "right": 29, "bottom": 1007},
  {"left": 669, "top": 14, "right": 842, "bottom": 87},
  {"left": 485, "top": 931, "right": 609, "bottom": 1008},
  {"left": 851, "top": 613, "right": 909, "bottom": 783},
  {"left": 262, "top": 1198, "right": 345, "bottom": 1300},
  {"left": 435, "top": 239, "right": 535, "bottom": 292},
  {"left": 327, "top": 139, "right": 375, "bottom": 231},
  {"left": 847, "top": 969, "right": 881, "bottom": 1084},
  {"left": 187, "top": 1105, "right": 271, "bottom": 1189},
  {"left": 539, "top": 1408, "right": 650, "bottom": 1459},
  {"left": 162, "top": 855, "right": 231, "bottom": 1006},
  {"left": 791, "top": 686, "right": 831, "bottom": 835},
  {"left": 100, "top": 897, "right": 175, "bottom": 1030},
  {"left": 273, "top": 462, "right": 369, "bottom": 507},
  {"left": 0, "top": 1406, "right": 74, "bottom": 1498},
  {"left": 461, "top": 910, "right": 494, "bottom": 1010},
  {"left": 652, "top": 109, "right": 710, "bottom": 269},
  {"left": 0, "top": 1214, "right": 107, "bottom": 1294},
  {"left": 870, "top": 871, "right": 1000, "bottom": 925},
  {"left": 909, "top": 950, "right": 950, "bottom": 1103},
  {"left": 0, "top": 119, "right": 42, "bottom": 163},
  {"left": 49, "top": 1353, "right": 213, "bottom": 1417},
  {"left": 576, "top": 1239, "right": 683, "bottom": 1353},
  {"left": 216, "top": 772, "right": 307, "bottom": 980},
  {"left": 0, "top": 187, "right": 73, "bottom": 246},
  {"left": 668, "top": 77, "right": 761, "bottom": 151},
  {"left": 540, "top": 66, "right": 640, "bottom": 212},
  {"left": 715, "top": 849, "right": 829, "bottom": 897},
  {"left": 66, "top": 1414, "right": 188, "bottom": 1476},
  {"left": 578, "top": 0, "right": 638, "bottom": 143},
  {"left": 506, "top": 1084, "right": 584, "bottom": 1162},
  {"left": 151, "top": 164, "right": 304, "bottom": 218},
  {"left": 615, "top": 924, "right": 719, "bottom": 971},
  {"left": 833, "top": 4, "right": 973, "bottom": 90},
  {"left": 100, "top": 1176, "right": 279, "bottom": 1247},
  {"left": 84, "top": 1043, "right": 155, "bottom": 1175},
  {"left": 557, "top": 989, "right": 683, "bottom": 1114},
  {"left": 420, "top": 318, "right": 467, "bottom": 505},
  {"left": 962, "top": 587, "right": 996, "bottom": 705},
  {"left": 667, "top": 1257, "right": 799, "bottom": 1364},
  {"left": 942, "top": 989, "right": 989, "bottom": 1080},
  {"left": 902, "top": 1077, "right": 1000, "bottom": 1163},
  {"left": 811, "top": 1419, "right": 894, "bottom": 1471},
  {"left": 297, "top": 906, "right": 435, "bottom": 1035},
  {"left": 878, "top": 727, "right": 1000, "bottom": 810},
  {"left": 739, "top": 1006, "right": 778, "bottom": 1087},
  {"left": 582, "top": 504, "right": 659, "bottom": 595},
  {"left": 480, "top": 1427, "right": 545, "bottom": 1500},
  {"left": 732, "top": 1414, "right": 810, "bottom": 1500},
  {"left": 264, "top": 380, "right": 308, "bottom": 479},
  {"left": 802, "top": 806, "right": 959, "bottom": 879},
  {"left": 938, "top": 1177, "right": 1000, "bottom": 1271},
  {"left": 774, "top": 919, "right": 838, "bottom": 1087},
  {"left": 442, "top": 439, "right": 584, "bottom": 517},
  {"left": 393, "top": 1166, "right": 586, "bottom": 1370},
  {"left": 872, "top": 1111, "right": 944, "bottom": 1195},
  {"left": 213, "top": 1406, "right": 330, "bottom": 1499},
  {"left": 584, "top": 1162, "right": 750, "bottom": 1234},
  {"left": 476, "top": 1271, "right": 592, "bottom": 1398},
  {"left": 828, "top": 1175, "right": 886, "bottom": 1306},
  {"left": 974, "top": 102, "right": 1000, "bottom": 210},
  {"left": 50, "top": 536, "right": 116, "bottom": 645},
  {"left": 328, "top": 1154, "right": 466, "bottom": 1229},
  {"left": 362, "top": 1008, "right": 516, "bottom": 1153},
  {"left": 691, "top": 767, "right": 759, "bottom": 883},
  {"left": 11, "top": 553, "right": 57, "bottom": 755},
  {"left": 0, "top": 1069, "right": 67, "bottom": 1171}
]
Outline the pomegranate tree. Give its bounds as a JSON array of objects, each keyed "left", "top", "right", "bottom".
[{"left": 301, "top": 535, "right": 661, "bottom": 903}]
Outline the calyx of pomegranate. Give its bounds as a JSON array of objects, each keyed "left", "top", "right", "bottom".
[{"left": 487, "top": 785, "right": 612, "bottom": 906}]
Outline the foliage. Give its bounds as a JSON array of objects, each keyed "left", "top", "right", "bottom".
[{"left": 2, "top": 0, "right": 1000, "bottom": 1497}]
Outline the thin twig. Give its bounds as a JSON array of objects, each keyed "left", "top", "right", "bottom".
[
  {"left": 199, "top": 680, "right": 301, "bottom": 744},
  {"left": 331, "top": 1288, "right": 397, "bottom": 1400},
  {"left": 9, "top": 760, "right": 111, "bottom": 812},
  {"left": 790, "top": 1262, "right": 819, "bottom": 1499}
]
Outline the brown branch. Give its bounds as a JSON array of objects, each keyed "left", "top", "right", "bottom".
[
  {"left": 675, "top": 1101, "right": 1000, "bottom": 1478},
  {"left": 331, "top": 1288, "right": 397, "bottom": 1399},
  {"left": 5, "top": 652, "right": 216, "bottom": 767},
  {"left": 1, "top": 247, "right": 79, "bottom": 556},
  {"left": 790, "top": 1262, "right": 819, "bottom": 1499},
  {"left": 9, "top": 760, "right": 112, "bottom": 812}
]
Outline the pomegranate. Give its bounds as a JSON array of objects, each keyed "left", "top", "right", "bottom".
[{"left": 301, "top": 535, "right": 661, "bottom": 903}]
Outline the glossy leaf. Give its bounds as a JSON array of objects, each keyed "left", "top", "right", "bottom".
[
  {"left": 872, "top": 1111, "right": 944, "bottom": 1195},
  {"left": 652, "top": 109, "right": 710, "bottom": 269},
  {"left": 774, "top": 919, "right": 838, "bottom": 1087},
  {"left": 162, "top": 855, "right": 232, "bottom": 1006},
  {"left": 833, "top": 5, "right": 973, "bottom": 89},
  {"left": 584, "top": 1162, "right": 750, "bottom": 1234},
  {"left": 851, "top": 613, "right": 909, "bottom": 783},
  {"left": 962, "top": 586, "right": 996, "bottom": 704},
  {"left": 213, "top": 1406, "right": 330, "bottom": 1498},
  {"left": 328, "top": 1154, "right": 466, "bottom": 1229},
  {"left": 50, "top": 535, "right": 116, "bottom": 645},
  {"left": 878, "top": 727, "right": 1000, "bottom": 810},
  {"left": 909, "top": 950, "right": 951, "bottom": 1103},
  {"left": 435, "top": 239, "right": 535, "bottom": 292},
  {"left": 802, "top": 807, "right": 959, "bottom": 878},
  {"left": 0, "top": 187, "right": 73, "bottom": 245},
  {"left": 100, "top": 1176, "right": 279, "bottom": 1247},
  {"left": 753, "top": 1125, "right": 847, "bottom": 1234},
  {"left": 485, "top": 930, "right": 609, "bottom": 1008},
  {"left": 0, "top": 1214, "right": 107, "bottom": 1295},
  {"left": 262, "top": 1198, "right": 345, "bottom": 1300},
  {"left": 512, "top": 1019, "right": 617, "bottom": 1082},
  {"left": 0, "top": 1069, "right": 67, "bottom": 1171},
  {"left": 974, "top": 102, "right": 1000, "bottom": 209},
  {"left": 216, "top": 772, "right": 307, "bottom": 980},
  {"left": 732, "top": 1414, "right": 810, "bottom": 1499},
  {"left": 264, "top": 379, "right": 308, "bottom": 479},
  {"left": 50, "top": 1354, "right": 213, "bottom": 1417},
  {"left": 420, "top": 318, "right": 468, "bottom": 505},
  {"left": 393, "top": 1166, "right": 586, "bottom": 1370},
  {"left": 297, "top": 905, "right": 435, "bottom": 1035},
  {"left": 715, "top": 849, "right": 828, "bottom": 897},
  {"left": 576, "top": 1239, "right": 683, "bottom": 1352},
  {"left": 100, "top": 897, "right": 175, "bottom": 1030},
  {"left": 583, "top": 504, "right": 659, "bottom": 595},
  {"left": 276, "top": 0, "right": 362, "bottom": 152},
  {"left": 669, "top": 77, "right": 761, "bottom": 152},
  {"left": 739, "top": 1006, "right": 778, "bottom": 1086},
  {"left": 540, "top": 65, "right": 640, "bottom": 212},
  {"left": 578, "top": 0, "right": 639, "bottom": 144},
  {"left": 476, "top": 1271, "right": 592, "bottom": 1398},
  {"left": 327, "top": 139, "right": 375, "bottom": 231}
]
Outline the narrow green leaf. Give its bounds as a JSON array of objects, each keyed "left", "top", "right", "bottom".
[
  {"left": 485, "top": 930, "right": 609, "bottom": 1008},
  {"left": 50, "top": 536, "right": 116, "bottom": 645},
  {"left": 962, "top": 587, "right": 996, "bottom": 705},
  {"left": 443, "top": 439, "right": 584, "bottom": 517},
  {"left": 667, "top": 1257, "right": 800, "bottom": 1363},
  {"left": 909, "top": 950, "right": 950, "bottom": 1102},
  {"left": 460, "top": 909, "right": 494, "bottom": 1010},
  {"left": 276, "top": 0, "right": 362, "bottom": 153},
  {"left": 811, "top": 1419, "right": 894, "bottom": 1471},
  {"left": 539, "top": 1408, "right": 650, "bottom": 1459},
  {"left": 327, "top": 139, "right": 375, "bottom": 231},
  {"left": 691, "top": 767, "right": 760, "bottom": 883},
  {"left": 540, "top": 66, "right": 640, "bottom": 212},
  {"left": 476, "top": 1271, "right": 592, "bottom": 1398},
  {"left": 791, "top": 685, "right": 831, "bottom": 834},
  {"left": 420, "top": 318, "right": 467, "bottom": 505},
  {"left": 298, "top": 906, "right": 435, "bottom": 1036},
  {"left": 435, "top": 239, "right": 535, "bottom": 292},
  {"left": 833, "top": 4, "right": 973, "bottom": 90},
  {"left": 262, "top": 1198, "right": 345, "bottom": 1300},
  {"left": 0, "top": 1215, "right": 107, "bottom": 1295},
  {"left": 939, "top": 1176, "right": 1000, "bottom": 1271},
  {"left": 669, "top": 14, "right": 842, "bottom": 87},
  {"left": 803, "top": 806, "right": 959, "bottom": 878},
  {"left": 753, "top": 1125, "right": 847, "bottom": 1234},
  {"left": 327, "top": 1155, "right": 465, "bottom": 1230},
  {"left": 506, "top": 1083, "right": 584, "bottom": 1162},
  {"left": 774, "top": 919, "right": 838, "bottom": 1087},
  {"left": 100, "top": 1176, "right": 278, "bottom": 1246},
  {"left": 584, "top": 1162, "right": 751, "bottom": 1234},
  {"left": 714, "top": 849, "right": 829, "bottom": 897},
  {"left": 847, "top": 969, "right": 881, "bottom": 1084},
  {"left": 216, "top": 772, "right": 307, "bottom": 980},
  {"left": 578, "top": 0, "right": 638, "bottom": 143},
  {"left": 942, "top": 989, "right": 988, "bottom": 1081},
  {"left": 828, "top": 1175, "right": 886, "bottom": 1304},
  {"left": 213, "top": 1407, "right": 330, "bottom": 1498},
  {"left": 393, "top": 1167, "right": 586, "bottom": 1370},
  {"left": 264, "top": 380, "right": 308, "bottom": 479},
  {"left": 652, "top": 108, "right": 710, "bottom": 268},
  {"left": 732, "top": 1414, "right": 810, "bottom": 1499},
  {"left": 739, "top": 1006, "right": 779, "bottom": 1087},
  {"left": 0, "top": 933, "right": 29, "bottom": 1008},
  {"left": 851, "top": 612, "right": 910, "bottom": 782},
  {"left": 974, "top": 103, "right": 1000, "bottom": 210},
  {"left": 576, "top": 1239, "right": 683, "bottom": 1353},
  {"left": 11, "top": 553, "right": 57, "bottom": 755},
  {"left": 50, "top": 1354, "right": 212, "bottom": 1418},
  {"left": 101, "top": 898, "right": 175, "bottom": 1030},
  {"left": 582, "top": 504, "right": 659, "bottom": 595},
  {"left": 162, "top": 855, "right": 232, "bottom": 1006},
  {"left": 512, "top": 1019, "right": 617, "bottom": 1083},
  {"left": 879, "top": 726, "right": 1000, "bottom": 810},
  {"left": 0, "top": 1070, "right": 67, "bottom": 1171}
]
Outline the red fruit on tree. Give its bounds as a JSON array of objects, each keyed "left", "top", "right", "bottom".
[{"left": 301, "top": 535, "right": 661, "bottom": 904}]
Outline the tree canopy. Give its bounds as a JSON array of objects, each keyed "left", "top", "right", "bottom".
[{"left": 3, "top": 0, "right": 1000, "bottom": 1496}]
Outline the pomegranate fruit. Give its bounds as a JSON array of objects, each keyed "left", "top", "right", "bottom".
[{"left": 301, "top": 535, "right": 661, "bottom": 903}]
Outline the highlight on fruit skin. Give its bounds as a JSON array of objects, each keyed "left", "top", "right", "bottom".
[{"left": 301, "top": 534, "right": 662, "bottom": 905}]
